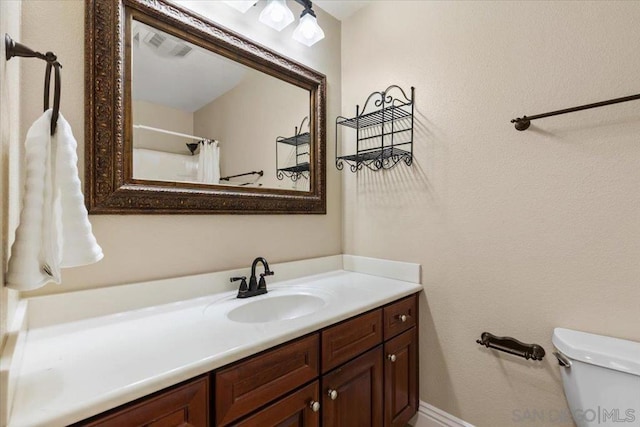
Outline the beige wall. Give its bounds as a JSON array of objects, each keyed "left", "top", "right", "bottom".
[
  {"left": 1, "top": 0, "right": 22, "bottom": 351},
  {"left": 342, "top": 1, "right": 640, "bottom": 426},
  {"left": 16, "top": 0, "right": 341, "bottom": 297},
  {"left": 194, "top": 71, "right": 309, "bottom": 190},
  {"left": 10, "top": 1, "right": 639, "bottom": 426},
  {"left": 133, "top": 100, "right": 195, "bottom": 154}
]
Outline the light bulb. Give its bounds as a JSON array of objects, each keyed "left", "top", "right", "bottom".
[
  {"left": 292, "top": 13, "right": 325, "bottom": 46},
  {"left": 259, "top": 0, "right": 295, "bottom": 31},
  {"left": 302, "top": 22, "right": 315, "bottom": 39},
  {"left": 271, "top": 9, "right": 284, "bottom": 22}
]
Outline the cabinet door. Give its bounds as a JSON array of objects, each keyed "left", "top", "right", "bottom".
[
  {"left": 232, "top": 382, "right": 320, "bottom": 427},
  {"left": 384, "top": 328, "right": 417, "bottom": 427},
  {"left": 321, "top": 346, "right": 383, "bottom": 427},
  {"left": 78, "top": 376, "right": 208, "bottom": 427}
]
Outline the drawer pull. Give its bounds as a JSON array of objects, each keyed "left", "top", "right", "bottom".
[
  {"left": 327, "top": 389, "right": 338, "bottom": 400},
  {"left": 398, "top": 314, "right": 407, "bottom": 323},
  {"left": 310, "top": 401, "right": 321, "bottom": 412},
  {"left": 388, "top": 354, "right": 397, "bottom": 362}
]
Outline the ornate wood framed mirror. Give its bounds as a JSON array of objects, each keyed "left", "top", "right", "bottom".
[{"left": 85, "top": 0, "right": 326, "bottom": 214}]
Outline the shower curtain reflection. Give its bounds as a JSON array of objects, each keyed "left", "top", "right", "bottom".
[{"left": 198, "top": 140, "right": 220, "bottom": 184}]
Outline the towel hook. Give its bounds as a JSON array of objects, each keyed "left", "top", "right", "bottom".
[{"left": 5, "top": 33, "right": 62, "bottom": 135}]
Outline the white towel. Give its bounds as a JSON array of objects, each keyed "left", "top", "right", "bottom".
[{"left": 7, "top": 110, "right": 103, "bottom": 291}]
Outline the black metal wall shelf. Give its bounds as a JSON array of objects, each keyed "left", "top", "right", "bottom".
[
  {"left": 279, "top": 163, "right": 310, "bottom": 174},
  {"left": 278, "top": 132, "right": 310, "bottom": 146},
  {"left": 336, "top": 85, "right": 414, "bottom": 172},
  {"left": 276, "top": 117, "right": 310, "bottom": 182}
]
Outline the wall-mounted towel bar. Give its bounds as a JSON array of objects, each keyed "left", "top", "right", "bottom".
[
  {"left": 511, "top": 93, "right": 640, "bottom": 131},
  {"left": 5, "top": 33, "right": 62, "bottom": 135},
  {"left": 476, "top": 332, "right": 545, "bottom": 361}
]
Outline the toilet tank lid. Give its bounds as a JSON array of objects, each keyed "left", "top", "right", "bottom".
[{"left": 553, "top": 328, "right": 640, "bottom": 376}]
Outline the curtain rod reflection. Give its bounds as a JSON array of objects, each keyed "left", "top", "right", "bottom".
[{"left": 133, "top": 124, "right": 215, "bottom": 142}]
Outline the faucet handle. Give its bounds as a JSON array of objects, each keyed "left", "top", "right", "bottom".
[
  {"left": 257, "top": 272, "right": 273, "bottom": 291},
  {"left": 231, "top": 276, "right": 249, "bottom": 296}
]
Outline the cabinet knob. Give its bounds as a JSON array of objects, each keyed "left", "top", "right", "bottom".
[
  {"left": 327, "top": 389, "right": 338, "bottom": 400},
  {"left": 388, "top": 354, "right": 397, "bottom": 362},
  {"left": 399, "top": 314, "right": 408, "bottom": 323},
  {"left": 310, "top": 401, "right": 321, "bottom": 412}
]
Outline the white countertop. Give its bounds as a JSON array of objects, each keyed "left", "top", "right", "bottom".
[{"left": 5, "top": 256, "right": 422, "bottom": 427}]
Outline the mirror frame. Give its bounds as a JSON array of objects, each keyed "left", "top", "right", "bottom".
[{"left": 85, "top": 0, "right": 326, "bottom": 214}]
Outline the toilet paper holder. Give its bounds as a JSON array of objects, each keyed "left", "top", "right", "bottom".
[{"left": 476, "top": 332, "right": 546, "bottom": 361}]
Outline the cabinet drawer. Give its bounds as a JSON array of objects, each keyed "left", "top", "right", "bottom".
[
  {"left": 232, "top": 381, "right": 320, "bottom": 427},
  {"left": 77, "top": 376, "right": 209, "bottom": 427},
  {"left": 216, "top": 334, "right": 319, "bottom": 426},
  {"left": 383, "top": 295, "right": 417, "bottom": 340},
  {"left": 321, "top": 309, "right": 383, "bottom": 373}
]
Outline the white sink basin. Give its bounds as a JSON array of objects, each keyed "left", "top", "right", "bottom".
[{"left": 227, "top": 293, "right": 326, "bottom": 323}]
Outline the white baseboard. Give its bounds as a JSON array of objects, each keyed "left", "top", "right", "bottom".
[{"left": 410, "top": 401, "right": 475, "bottom": 427}]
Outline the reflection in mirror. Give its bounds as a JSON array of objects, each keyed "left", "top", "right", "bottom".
[
  {"left": 131, "top": 20, "right": 311, "bottom": 191},
  {"left": 86, "top": 0, "right": 326, "bottom": 214},
  {"left": 276, "top": 116, "right": 310, "bottom": 182}
]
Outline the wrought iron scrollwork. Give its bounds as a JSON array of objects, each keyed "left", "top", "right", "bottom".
[
  {"left": 277, "top": 169, "right": 306, "bottom": 181},
  {"left": 335, "top": 85, "right": 415, "bottom": 173}
]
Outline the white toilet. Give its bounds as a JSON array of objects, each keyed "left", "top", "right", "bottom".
[{"left": 552, "top": 328, "right": 640, "bottom": 427}]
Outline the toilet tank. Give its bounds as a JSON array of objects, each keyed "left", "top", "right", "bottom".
[{"left": 552, "top": 328, "right": 640, "bottom": 427}]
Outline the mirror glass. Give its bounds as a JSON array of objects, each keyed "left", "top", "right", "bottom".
[
  {"left": 131, "top": 20, "right": 311, "bottom": 191},
  {"left": 86, "top": 0, "right": 326, "bottom": 214}
]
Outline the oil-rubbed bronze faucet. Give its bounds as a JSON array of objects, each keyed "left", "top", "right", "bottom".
[{"left": 232, "top": 257, "right": 274, "bottom": 299}]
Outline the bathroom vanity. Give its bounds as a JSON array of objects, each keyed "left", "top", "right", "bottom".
[
  {"left": 77, "top": 294, "right": 417, "bottom": 426},
  {"left": 2, "top": 256, "right": 422, "bottom": 427}
]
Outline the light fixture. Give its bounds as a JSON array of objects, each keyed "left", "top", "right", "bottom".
[
  {"left": 224, "top": 0, "right": 325, "bottom": 47},
  {"left": 292, "top": 6, "right": 324, "bottom": 46},
  {"left": 223, "top": 0, "right": 257, "bottom": 14},
  {"left": 259, "top": 0, "right": 295, "bottom": 31}
]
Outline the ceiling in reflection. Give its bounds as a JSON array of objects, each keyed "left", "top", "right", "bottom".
[{"left": 132, "top": 21, "right": 249, "bottom": 112}]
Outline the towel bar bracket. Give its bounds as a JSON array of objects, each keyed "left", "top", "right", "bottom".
[{"left": 4, "top": 33, "right": 62, "bottom": 135}]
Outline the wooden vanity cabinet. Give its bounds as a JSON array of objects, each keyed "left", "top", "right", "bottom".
[
  {"left": 384, "top": 328, "right": 418, "bottom": 427},
  {"left": 383, "top": 295, "right": 418, "bottom": 427},
  {"left": 75, "top": 294, "right": 418, "bottom": 427},
  {"left": 383, "top": 295, "right": 417, "bottom": 340},
  {"left": 321, "top": 346, "right": 384, "bottom": 427},
  {"left": 74, "top": 376, "right": 209, "bottom": 427},
  {"left": 319, "top": 295, "right": 418, "bottom": 427},
  {"left": 321, "top": 310, "right": 383, "bottom": 373},
  {"left": 232, "top": 381, "right": 320, "bottom": 427},
  {"left": 215, "top": 334, "right": 320, "bottom": 426}
]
